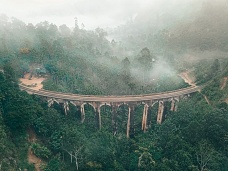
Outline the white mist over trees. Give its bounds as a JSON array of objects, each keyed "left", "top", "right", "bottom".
[
  {"left": 0, "top": 0, "right": 227, "bottom": 171},
  {"left": 109, "top": 0, "right": 228, "bottom": 54}
]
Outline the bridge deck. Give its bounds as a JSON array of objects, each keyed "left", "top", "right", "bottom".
[{"left": 19, "top": 84, "right": 201, "bottom": 103}]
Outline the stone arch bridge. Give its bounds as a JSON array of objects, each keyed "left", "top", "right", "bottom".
[{"left": 19, "top": 84, "right": 201, "bottom": 137}]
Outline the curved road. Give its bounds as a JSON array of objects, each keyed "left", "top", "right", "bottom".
[{"left": 19, "top": 84, "right": 201, "bottom": 103}]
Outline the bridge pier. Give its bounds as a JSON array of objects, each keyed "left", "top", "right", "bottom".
[
  {"left": 19, "top": 84, "right": 200, "bottom": 137},
  {"left": 127, "top": 105, "right": 134, "bottom": 138},
  {"left": 170, "top": 99, "right": 175, "bottom": 111},
  {"left": 63, "top": 101, "right": 69, "bottom": 115},
  {"left": 47, "top": 98, "right": 54, "bottom": 107},
  {"left": 157, "top": 101, "right": 164, "bottom": 124},
  {"left": 142, "top": 104, "right": 149, "bottom": 132},
  {"left": 95, "top": 106, "right": 101, "bottom": 130},
  {"left": 170, "top": 98, "right": 179, "bottom": 112},
  {"left": 80, "top": 104, "right": 85, "bottom": 123}
]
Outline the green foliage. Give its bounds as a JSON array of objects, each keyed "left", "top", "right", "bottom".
[
  {"left": 137, "top": 47, "right": 152, "bottom": 70},
  {"left": 86, "top": 131, "right": 118, "bottom": 169},
  {"left": 44, "top": 156, "right": 62, "bottom": 171},
  {"left": 0, "top": 68, "right": 43, "bottom": 132},
  {"left": 31, "top": 143, "right": 51, "bottom": 159},
  {"left": 0, "top": 12, "right": 227, "bottom": 171},
  {"left": 0, "top": 65, "right": 227, "bottom": 170},
  {"left": 0, "top": 112, "right": 15, "bottom": 170},
  {"left": 3, "top": 62, "right": 17, "bottom": 82},
  {"left": 49, "top": 131, "right": 62, "bottom": 152},
  {"left": 138, "top": 151, "right": 155, "bottom": 170},
  {"left": 82, "top": 84, "right": 103, "bottom": 95},
  {"left": 0, "top": 16, "right": 189, "bottom": 96}
]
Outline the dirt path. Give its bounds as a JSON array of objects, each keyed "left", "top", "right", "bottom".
[
  {"left": 221, "top": 77, "right": 228, "bottom": 90},
  {"left": 179, "top": 70, "right": 212, "bottom": 105},
  {"left": 204, "top": 95, "right": 211, "bottom": 105},
  {"left": 225, "top": 99, "right": 228, "bottom": 104},
  {"left": 20, "top": 73, "right": 46, "bottom": 90},
  {"left": 27, "top": 129, "right": 42, "bottom": 171},
  {"left": 179, "top": 70, "right": 196, "bottom": 86}
]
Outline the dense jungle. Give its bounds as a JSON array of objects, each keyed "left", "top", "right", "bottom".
[{"left": 0, "top": 0, "right": 228, "bottom": 170}]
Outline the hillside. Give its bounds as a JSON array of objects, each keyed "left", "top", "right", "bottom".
[
  {"left": 0, "top": 61, "right": 227, "bottom": 171},
  {"left": 0, "top": 15, "right": 189, "bottom": 95},
  {"left": 110, "top": 0, "right": 228, "bottom": 57},
  {"left": 0, "top": 1, "right": 228, "bottom": 170}
]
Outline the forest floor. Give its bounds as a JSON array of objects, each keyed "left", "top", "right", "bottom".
[
  {"left": 20, "top": 73, "right": 46, "bottom": 90},
  {"left": 27, "top": 128, "right": 43, "bottom": 171}
]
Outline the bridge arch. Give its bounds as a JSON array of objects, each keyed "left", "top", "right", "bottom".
[
  {"left": 81, "top": 102, "right": 96, "bottom": 112},
  {"left": 168, "top": 97, "right": 179, "bottom": 112},
  {"left": 99, "top": 102, "right": 111, "bottom": 109},
  {"left": 19, "top": 84, "right": 201, "bottom": 137},
  {"left": 113, "top": 103, "right": 130, "bottom": 136},
  {"left": 151, "top": 101, "right": 159, "bottom": 107},
  {"left": 80, "top": 103, "right": 99, "bottom": 130},
  {"left": 47, "top": 98, "right": 60, "bottom": 107},
  {"left": 141, "top": 103, "right": 149, "bottom": 132},
  {"left": 132, "top": 103, "right": 148, "bottom": 134}
]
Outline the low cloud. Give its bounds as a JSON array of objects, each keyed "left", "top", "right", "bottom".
[{"left": 1, "top": 0, "right": 195, "bottom": 29}]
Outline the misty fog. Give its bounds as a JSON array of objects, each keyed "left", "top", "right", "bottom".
[
  {"left": 1, "top": 0, "right": 228, "bottom": 95},
  {"left": 0, "top": 1, "right": 228, "bottom": 170},
  {"left": 0, "top": 0, "right": 209, "bottom": 29}
]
